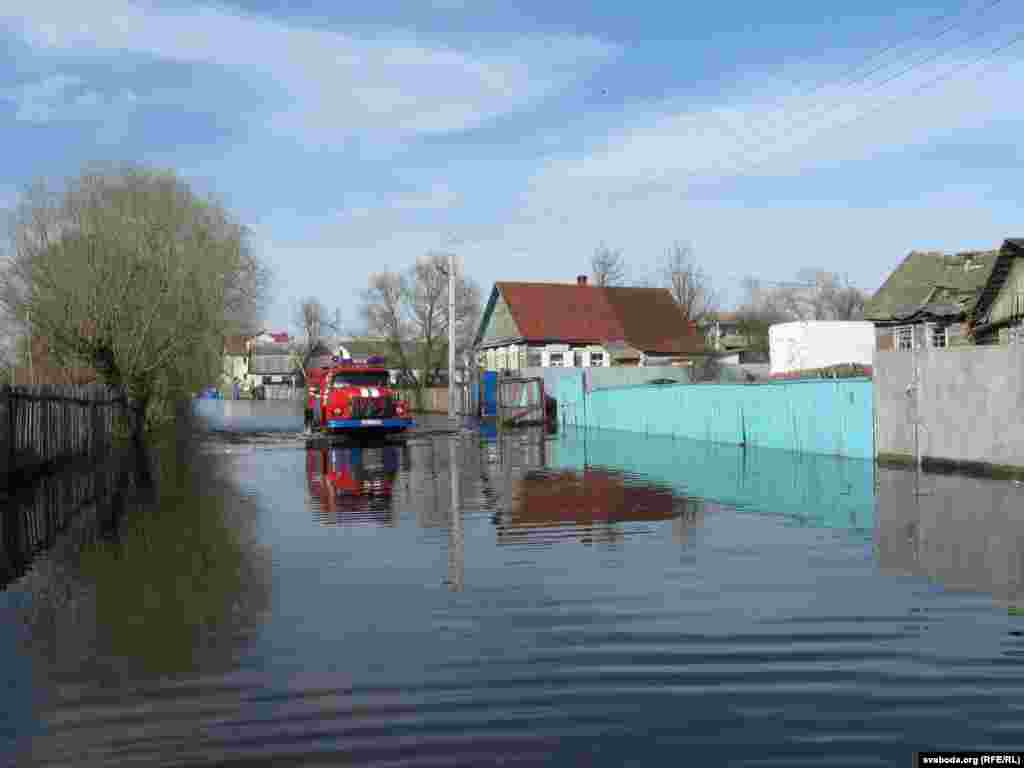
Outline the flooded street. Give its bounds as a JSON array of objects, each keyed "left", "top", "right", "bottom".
[{"left": 4, "top": 412, "right": 1024, "bottom": 766}]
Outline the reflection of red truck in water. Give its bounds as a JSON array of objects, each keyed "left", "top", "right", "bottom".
[
  {"left": 304, "top": 355, "right": 414, "bottom": 436},
  {"left": 306, "top": 443, "right": 403, "bottom": 524}
]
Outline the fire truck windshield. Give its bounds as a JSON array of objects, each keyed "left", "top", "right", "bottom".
[{"left": 331, "top": 372, "right": 390, "bottom": 388}]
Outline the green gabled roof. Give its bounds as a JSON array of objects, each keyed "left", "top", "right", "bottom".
[{"left": 864, "top": 250, "right": 998, "bottom": 321}]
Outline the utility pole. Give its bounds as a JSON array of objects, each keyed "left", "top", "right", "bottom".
[{"left": 448, "top": 250, "right": 456, "bottom": 420}]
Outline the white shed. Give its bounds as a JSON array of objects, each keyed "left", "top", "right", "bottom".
[{"left": 769, "top": 321, "right": 875, "bottom": 376}]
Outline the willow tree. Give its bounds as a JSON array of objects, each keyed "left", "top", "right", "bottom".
[{"left": 1, "top": 166, "right": 269, "bottom": 427}]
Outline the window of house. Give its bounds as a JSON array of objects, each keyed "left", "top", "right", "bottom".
[
  {"left": 573, "top": 350, "right": 584, "bottom": 367},
  {"left": 930, "top": 325, "right": 947, "bottom": 349},
  {"left": 548, "top": 352, "right": 564, "bottom": 367},
  {"left": 526, "top": 348, "right": 542, "bottom": 367},
  {"left": 896, "top": 326, "right": 914, "bottom": 351},
  {"left": 590, "top": 352, "right": 605, "bottom": 367}
]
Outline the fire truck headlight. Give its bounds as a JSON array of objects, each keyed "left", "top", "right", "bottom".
[{"left": 333, "top": 408, "right": 342, "bottom": 416}]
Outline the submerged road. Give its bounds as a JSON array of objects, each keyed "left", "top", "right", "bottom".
[{"left": 3, "top": 406, "right": 1024, "bottom": 765}]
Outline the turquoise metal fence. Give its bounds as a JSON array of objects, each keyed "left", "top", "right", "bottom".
[
  {"left": 548, "top": 428, "right": 876, "bottom": 531},
  {"left": 556, "top": 373, "right": 874, "bottom": 459}
]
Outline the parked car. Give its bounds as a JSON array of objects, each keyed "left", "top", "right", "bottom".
[
  {"left": 197, "top": 386, "right": 223, "bottom": 399},
  {"left": 647, "top": 378, "right": 681, "bottom": 386}
]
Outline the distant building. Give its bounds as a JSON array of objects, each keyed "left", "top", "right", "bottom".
[
  {"left": 246, "top": 333, "right": 297, "bottom": 398},
  {"left": 221, "top": 334, "right": 249, "bottom": 388}
]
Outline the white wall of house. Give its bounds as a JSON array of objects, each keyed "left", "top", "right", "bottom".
[
  {"left": 478, "top": 342, "right": 618, "bottom": 370},
  {"left": 221, "top": 354, "right": 248, "bottom": 384}
]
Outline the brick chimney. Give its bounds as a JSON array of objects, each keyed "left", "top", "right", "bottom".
[{"left": 577, "top": 275, "right": 588, "bottom": 285}]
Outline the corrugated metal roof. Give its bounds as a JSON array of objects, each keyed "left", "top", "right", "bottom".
[{"left": 491, "top": 282, "right": 705, "bottom": 355}]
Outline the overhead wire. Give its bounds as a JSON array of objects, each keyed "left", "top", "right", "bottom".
[
  {"left": 720, "top": 24, "right": 1024, "bottom": 180},
  {"left": 709, "top": 0, "right": 1006, "bottom": 163},
  {"left": 653, "top": 0, "right": 1011, "bottom": 185}
]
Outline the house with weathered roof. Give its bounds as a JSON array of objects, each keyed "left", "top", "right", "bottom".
[
  {"left": 474, "top": 275, "right": 706, "bottom": 370},
  {"left": 967, "top": 239, "right": 1024, "bottom": 345},
  {"left": 864, "top": 249, "right": 999, "bottom": 351}
]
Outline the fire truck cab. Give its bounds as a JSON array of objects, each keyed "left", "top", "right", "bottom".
[{"left": 305, "top": 355, "right": 414, "bottom": 435}]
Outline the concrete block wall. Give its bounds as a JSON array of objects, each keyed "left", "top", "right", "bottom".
[{"left": 875, "top": 346, "right": 1024, "bottom": 468}]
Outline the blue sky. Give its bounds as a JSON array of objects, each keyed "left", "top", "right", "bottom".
[{"left": 1, "top": 0, "right": 1022, "bottom": 333}]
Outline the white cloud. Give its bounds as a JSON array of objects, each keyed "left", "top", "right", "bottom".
[
  {"left": 3, "top": 0, "right": 616, "bottom": 142},
  {"left": 526, "top": 42, "right": 1024, "bottom": 196},
  {"left": 2, "top": 73, "right": 137, "bottom": 122},
  {"left": 393, "top": 183, "right": 461, "bottom": 211}
]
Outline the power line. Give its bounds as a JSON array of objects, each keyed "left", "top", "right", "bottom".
[
  {"left": 667, "top": 0, "right": 1008, "bottom": 182},
  {"left": 724, "top": 24, "right": 1024, "bottom": 180}
]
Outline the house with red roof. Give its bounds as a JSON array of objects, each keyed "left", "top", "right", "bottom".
[{"left": 473, "top": 275, "right": 706, "bottom": 371}]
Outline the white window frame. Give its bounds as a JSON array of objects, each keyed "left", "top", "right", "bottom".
[
  {"left": 895, "top": 325, "right": 914, "bottom": 352},
  {"left": 548, "top": 352, "right": 565, "bottom": 367},
  {"left": 589, "top": 352, "right": 605, "bottom": 367},
  {"left": 929, "top": 324, "right": 947, "bottom": 349}
]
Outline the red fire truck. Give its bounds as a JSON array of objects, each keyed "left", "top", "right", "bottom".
[{"left": 304, "top": 355, "right": 414, "bottom": 435}]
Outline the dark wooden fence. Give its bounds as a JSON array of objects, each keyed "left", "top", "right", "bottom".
[{"left": 1, "top": 384, "right": 142, "bottom": 484}]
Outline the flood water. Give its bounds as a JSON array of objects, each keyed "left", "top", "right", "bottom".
[{"left": 4, "top": 408, "right": 1024, "bottom": 766}]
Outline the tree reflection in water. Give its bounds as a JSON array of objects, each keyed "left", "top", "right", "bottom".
[{"left": 9, "top": 417, "right": 272, "bottom": 683}]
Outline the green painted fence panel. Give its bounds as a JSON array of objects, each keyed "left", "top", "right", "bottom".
[
  {"left": 548, "top": 428, "right": 876, "bottom": 531},
  {"left": 557, "top": 373, "right": 873, "bottom": 459}
]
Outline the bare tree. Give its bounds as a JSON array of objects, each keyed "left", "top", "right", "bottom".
[
  {"left": 590, "top": 243, "right": 626, "bottom": 287},
  {"left": 0, "top": 165, "right": 270, "bottom": 427},
  {"left": 774, "top": 268, "right": 867, "bottom": 321},
  {"left": 734, "top": 277, "right": 795, "bottom": 356},
  {"left": 360, "top": 252, "right": 482, "bottom": 390},
  {"left": 291, "top": 296, "right": 339, "bottom": 370},
  {"left": 660, "top": 241, "right": 716, "bottom": 323}
]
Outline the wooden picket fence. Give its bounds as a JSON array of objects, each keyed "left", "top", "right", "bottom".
[{"left": 0, "top": 384, "right": 143, "bottom": 483}]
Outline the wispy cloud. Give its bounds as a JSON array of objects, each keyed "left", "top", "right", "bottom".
[
  {"left": 526, "top": 38, "right": 1024, "bottom": 201},
  {"left": 3, "top": 0, "right": 616, "bottom": 143},
  {"left": 1, "top": 73, "right": 137, "bottom": 123},
  {"left": 393, "top": 183, "right": 461, "bottom": 211}
]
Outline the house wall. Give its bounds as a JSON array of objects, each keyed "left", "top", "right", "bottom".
[
  {"left": 480, "top": 343, "right": 611, "bottom": 371},
  {"left": 221, "top": 354, "right": 248, "bottom": 384},
  {"left": 557, "top": 371, "right": 873, "bottom": 459},
  {"left": 875, "top": 345, "right": 1024, "bottom": 468},
  {"left": 480, "top": 293, "right": 520, "bottom": 346},
  {"left": 986, "top": 256, "right": 1024, "bottom": 328},
  {"left": 548, "top": 429, "right": 875, "bottom": 531},
  {"left": 874, "top": 321, "right": 970, "bottom": 352}
]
